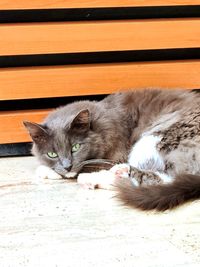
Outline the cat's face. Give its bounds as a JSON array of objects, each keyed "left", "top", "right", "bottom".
[{"left": 24, "top": 109, "right": 104, "bottom": 176}]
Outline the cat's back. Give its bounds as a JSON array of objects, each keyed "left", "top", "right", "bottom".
[
  {"left": 102, "top": 88, "right": 200, "bottom": 113},
  {"left": 43, "top": 89, "right": 200, "bottom": 129}
]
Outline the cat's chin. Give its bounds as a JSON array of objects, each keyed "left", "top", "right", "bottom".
[
  {"left": 53, "top": 167, "right": 78, "bottom": 179},
  {"left": 64, "top": 172, "right": 77, "bottom": 179}
]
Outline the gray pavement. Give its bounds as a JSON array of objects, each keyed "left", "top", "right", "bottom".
[{"left": 0, "top": 157, "right": 199, "bottom": 267}]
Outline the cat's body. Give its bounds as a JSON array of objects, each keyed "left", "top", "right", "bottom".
[{"left": 24, "top": 89, "right": 200, "bottom": 211}]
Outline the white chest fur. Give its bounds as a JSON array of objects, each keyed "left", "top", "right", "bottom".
[{"left": 128, "top": 135, "right": 165, "bottom": 172}]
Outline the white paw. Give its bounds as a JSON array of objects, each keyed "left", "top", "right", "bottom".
[
  {"left": 77, "top": 170, "right": 115, "bottom": 190},
  {"left": 110, "top": 163, "right": 130, "bottom": 179},
  {"left": 77, "top": 173, "right": 98, "bottom": 189},
  {"left": 35, "top": 165, "right": 62, "bottom": 180}
]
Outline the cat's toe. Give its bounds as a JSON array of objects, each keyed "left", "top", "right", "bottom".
[
  {"left": 77, "top": 173, "right": 97, "bottom": 189},
  {"left": 35, "top": 165, "right": 62, "bottom": 180},
  {"left": 110, "top": 163, "right": 130, "bottom": 179}
]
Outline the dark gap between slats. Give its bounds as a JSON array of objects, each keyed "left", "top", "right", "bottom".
[
  {"left": 0, "top": 94, "right": 107, "bottom": 111},
  {"left": 0, "top": 48, "right": 200, "bottom": 68},
  {"left": 0, "top": 143, "right": 32, "bottom": 157},
  {"left": 0, "top": 6, "right": 200, "bottom": 23}
]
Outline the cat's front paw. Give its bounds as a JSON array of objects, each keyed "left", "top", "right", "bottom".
[
  {"left": 35, "top": 165, "right": 63, "bottom": 180},
  {"left": 77, "top": 173, "right": 98, "bottom": 189},
  {"left": 77, "top": 170, "right": 116, "bottom": 190},
  {"left": 77, "top": 164, "right": 132, "bottom": 190}
]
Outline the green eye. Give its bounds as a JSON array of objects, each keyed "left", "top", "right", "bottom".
[
  {"left": 47, "top": 152, "right": 58, "bottom": 158},
  {"left": 72, "top": 143, "right": 81, "bottom": 153}
]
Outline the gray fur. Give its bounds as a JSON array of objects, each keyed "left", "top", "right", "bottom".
[{"left": 24, "top": 89, "right": 200, "bottom": 210}]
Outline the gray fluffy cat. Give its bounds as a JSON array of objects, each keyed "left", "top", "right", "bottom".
[{"left": 24, "top": 89, "right": 200, "bottom": 211}]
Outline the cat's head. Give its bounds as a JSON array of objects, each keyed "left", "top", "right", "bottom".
[{"left": 24, "top": 108, "right": 105, "bottom": 176}]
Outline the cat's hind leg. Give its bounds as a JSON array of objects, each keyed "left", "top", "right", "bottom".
[{"left": 129, "top": 167, "right": 173, "bottom": 186}]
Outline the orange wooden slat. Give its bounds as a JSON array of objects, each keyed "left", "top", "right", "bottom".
[
  {"left": 0, "top": 0, "right": 199, "bottom": 9},
  {"left": 0, "top": 109, "right": 51, "bottom": 144},
  {"left": 0, "top": 60, "right": 200, "bottom": 101},
  {"left": 0, "top": 19, "right": 200, "bottom": 55}
]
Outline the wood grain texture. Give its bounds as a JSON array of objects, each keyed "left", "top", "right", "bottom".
[
  {"left": 0, "top": 19, "right": 200, "bottom": 56},
  {"left": 0, "top": 109, "right": 50, "bottom": 144},
  {"left": 0, "top": 60, "right": 200, "bottom": 101},
  {"left": 0, "top": 0, "right": 199, "bottom": 9}
]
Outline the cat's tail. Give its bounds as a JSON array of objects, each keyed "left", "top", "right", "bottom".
[{"left": 115, "top": 174, "right": 200, "bottom": 211}]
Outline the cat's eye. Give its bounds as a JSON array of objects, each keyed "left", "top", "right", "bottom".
[
  {"left": 72, "top": 143, "right": 81, "bottom": 153},
  {"left": 47, "top": 152, "right": 58, "bottom": 158}
]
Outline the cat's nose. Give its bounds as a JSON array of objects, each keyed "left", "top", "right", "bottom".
[{"left": 62, "top": 159, "right": 72, "bottom": 171}]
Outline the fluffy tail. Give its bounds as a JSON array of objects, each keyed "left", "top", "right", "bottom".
[{"left": 115, "top": 174, "right": 200, "bottom": 211}]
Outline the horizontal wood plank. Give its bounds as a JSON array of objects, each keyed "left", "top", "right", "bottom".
[
  {"left": 0, "top": 60, "right": 200, "bottom": 101},
  {"left": 0, "top": 109, "right": 50, "bottom": 144},
  {"left": 0, "top": 19, "right": 200, "bottom": 55},
  {"left": 0, "top": 1, "right": 199, "bottom": 9}
]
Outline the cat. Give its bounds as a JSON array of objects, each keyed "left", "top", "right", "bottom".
[{"left": 24, "top": 89, "right": 200, "bottom": 211}]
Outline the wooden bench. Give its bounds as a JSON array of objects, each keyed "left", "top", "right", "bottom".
[{"left": 0, "top": 0, "right": 200, "bottom": 145}]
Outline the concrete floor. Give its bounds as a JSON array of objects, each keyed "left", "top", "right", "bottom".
[{"left": 0, "top": 157, "right": 199, "bottom": 267}]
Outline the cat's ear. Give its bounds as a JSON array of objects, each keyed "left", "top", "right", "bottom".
[
  {"left": 23, "top": 121, "right": 49, "bottom": 143},
  {"left": 70, "top": 109, "right": 90, "bottom": 132}
]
